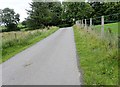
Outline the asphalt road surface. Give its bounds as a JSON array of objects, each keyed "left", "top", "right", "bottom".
[{"left": 1, "top": 27, "right": 81, "bottom": 85}]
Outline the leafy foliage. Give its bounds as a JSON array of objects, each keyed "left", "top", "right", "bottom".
[
  {"left": 1, "top": 27, "right": 59, "bottom": 63},
  {"left": 26, "top": 1, "right": 120, "bottom": 29},
  {"left": 26, "top": 2, "right": 94, "bottom": 28},
  {"left": 90, "top": 2, "right": 120, "bottom": 24},
  {"left": 26, "top": 2, "right": 62, "bottom": 29},
  {"left": 1, "top": 8, "right": 20, "bottom": 31}
]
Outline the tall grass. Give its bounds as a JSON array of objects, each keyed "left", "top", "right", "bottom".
[
  {"left": 0, "top": 26, "right": 59, "bottom": 63},
  {"left": 2, "top": 29, "right": 44, "bottom": 48},
  {"left": 73, "top": 25, "right": 118, "bottom": 85},
  {"left": 93, "top": 22, "right": 118, "bottom": 35}
]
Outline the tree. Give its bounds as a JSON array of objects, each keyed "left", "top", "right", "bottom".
[
  {"left": 1, "top": 8, "right": 20, "bottom": 31},
  {"left": 62, "top": 2, "right": 94, "bottom": 25},
  {"left": 22, "top": 20, "right": 27, "bottom": 28},
  {"left": 26, "top": 1, "right": 120, "bottom": 29},
  {"left": 26, "top": 2, "right": 63, "bottom": 29},
  {"left": 89, "top": 2, "right": 120, "bottom": 24}
]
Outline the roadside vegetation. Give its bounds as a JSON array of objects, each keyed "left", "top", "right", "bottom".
[
  {"left": 0, "top": 1, "right": 119, "bottom": 84},
  {"left": 0, "top": 27, "right": 59, "bottom": 63},
  {"left": 0, "top": 23, "right": 26, "bottom": 32},
  {"left": 73, "top": 25, "right": 118, "bottom": 85},
  {"left": 93, "top": 22, "right": 118, "bottom": 34}
]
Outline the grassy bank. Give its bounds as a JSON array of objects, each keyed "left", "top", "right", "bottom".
[
  {"left": 93, "top": 23, "right": 118, "bottom": 34},
  {"left": 0, "top": 27, "right": 59, "bottom": 63},
  {"left": 73, "top": 25, "right": 118, "bottom": 85},
  {"left": 93, "top": 22, "right": 118, "bottom": 34}
]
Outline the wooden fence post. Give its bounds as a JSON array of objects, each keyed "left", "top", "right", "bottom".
[
  {"left": 75, "top": 21, "right": 78, "bottom": 25},
  {"left": 76, "top": 20, "right": 79, "bottom": 26},
  {"left": 90, "top": 18, "right": 92, "bottom": 30},
  {"left": 15, "top": 33, "right": 17, "bottom": 39},
  {"left": 85, "top": 19, "right": 87, "bottom": 29},
  {"left": 101, "top": 16, "right": 104, "bottom": 37},
  {"left": 82, "top": 19, "right": 83, "bottom": 28},
  {"left": 90, "top": 18, "right": 92, "bottom": 26}
]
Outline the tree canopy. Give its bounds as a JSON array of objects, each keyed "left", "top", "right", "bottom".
[
  {"left": 1, "top": 1, "right": 120, "bottom": 31},
  {"left": 26, "top": 2, "right": 63, "bottom": 29},
  {"left": 1, "top": 8, "right": 20, "bottom": 31},
  {"left": 26, "top": 1, "right": 120, "bottom": 29}
]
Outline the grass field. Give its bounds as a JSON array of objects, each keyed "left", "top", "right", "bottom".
[
  {"left": 93, "top": 22, "right": 119, "bottom": 34},
  {"left": 73, "top": 25, "right": 118, "bottom": 85},
  {"left": 0, "top": 27, "right": 59, "bottom": 63}
]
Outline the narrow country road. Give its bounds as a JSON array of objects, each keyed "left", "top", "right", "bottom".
[{"left": 2, "top": 27, "right": 81, "bottom": 85}]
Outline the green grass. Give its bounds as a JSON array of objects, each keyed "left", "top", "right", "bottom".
[
  {"left": 0, "top": 26, "right": 6, "bottom": 30},
  {"left": 73, "top": 25, "right": 118, "bottom": 85},
  {"left": 93, "top": 22, "right": 119, "bottom": 34},
  {"left": 18, "top": 23, "right": 24, "bottom": 28},
  {"left": 17, "top": 23, "right": 26, "bottom": 30},
  {"left": 1, "top": 27, "right": 59, "bottom": 63}
]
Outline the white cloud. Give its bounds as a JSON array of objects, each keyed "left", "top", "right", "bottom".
[{"left": 0, "top": 0, "right": 32, "bottom": 22}]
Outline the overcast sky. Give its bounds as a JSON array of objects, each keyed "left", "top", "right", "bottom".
[{"left": 0, "top": 0, "right": 32, "bottom": 22}]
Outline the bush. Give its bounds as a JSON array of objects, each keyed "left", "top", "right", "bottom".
[
  {"left": 58, "top": 24, "right": 72, "bottom": 28},
  {"left": 6, "top": 23, "right": 20, "bottom": 31}
]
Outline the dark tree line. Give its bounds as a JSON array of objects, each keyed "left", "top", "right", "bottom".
[
  {"left": 25, "top": 1, "right": 120, "bottom": 29},
  {"left": 1, "top": 1, "right": 120, "bottom": 31},
  {"left": 89, "top": 2, "right": 120, "bottom": 25},
  {"left": 25, "top": 2, "right": 63, "bottom": 29},
  {"left": 25, "top": 2, "right": 94, "bottom": 29},
  {"left": 1, "top": 8, "right": 20, "bottom": 31}
]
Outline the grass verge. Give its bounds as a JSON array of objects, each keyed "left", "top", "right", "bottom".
[
  {"left": 73, "top": 25, "right": 118, "bottom": 85},
  {"left": 93, "top": 22, "right": 118, "bottom": 34},
  {"left": 1, "top": 27, "right": 59, "bottom": 63}
]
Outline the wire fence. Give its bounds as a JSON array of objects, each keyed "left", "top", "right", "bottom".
[
  {"left": 1, "top": 29, "right": 47, "bottom": 49},
  {"left": 76, "top": 13, "right": 119, "bottom": 35},
  {"left": 86, "top": 13, "right": 120, "bottom": 25},
  {"left": 76, "top": 13, "right": 119, "bottom": 48}
]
